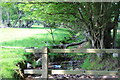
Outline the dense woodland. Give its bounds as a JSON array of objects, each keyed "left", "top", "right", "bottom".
[{"left": 0, "top": 2, "right": 120, "bottom": 79}]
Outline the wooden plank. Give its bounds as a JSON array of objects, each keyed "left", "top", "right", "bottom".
[
  {"left": 24, "top": 69, "right": 42, "bottom": 74},
  {"left": 42, "top": 47, "right": 48, "bottom": 79},
  {"left": 85, "top": 70, "right": 117, "bottom": 75},
  {"left": 52, "top": 70, "right": 85, "bottom": 74},
  {"left": 52, "top": 70, "right": 118, "bottom": 75},
  {"left": 25, "top": 48, "right": 120, "bottom": 54},
  {"left": 49, "top": 49, "right": 120, "bottom": 53},
  {"left": 24, "top": 69, "right": 118, "bottom": 76},
  {"left": 25, "top": 48, "right": 42, "bottom": 53}
]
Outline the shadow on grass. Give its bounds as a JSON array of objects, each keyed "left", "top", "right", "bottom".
[
  {"left": 31, "top": 27, "right": 71, "bottom": 32},
  {"left": 0, "top": 33, "right": 71, "bottom": 47}
]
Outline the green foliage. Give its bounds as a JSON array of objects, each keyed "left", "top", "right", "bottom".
[
  {"left": 81, "top": 55, "right": 103, "bottom": 70},
  {"left": 0, "top": 3, "right": 19, "bottom": 24},
  {"left": 0, "top": 48, "right": 26, "bottom": 78},
  {"left": 116, "top": 29, "right": 120, "bottom": 48},
  {"left": 80, "top": 31, "right": 120, "bottom": 70},
  {"left": 80, "top": 56, "right": 92, "bottom": 70},
  {"left": 16, "top": 2, "right": 78, "bottom": 29},
  {"left": 0, "top": 2, "right": 119, "bottom": 78}
]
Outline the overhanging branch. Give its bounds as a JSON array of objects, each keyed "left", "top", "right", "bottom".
[{"left": 52, "top": 39, "right": 88, "bottom": 49}]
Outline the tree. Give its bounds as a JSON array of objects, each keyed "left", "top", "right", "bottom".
[
  {"left": 0, "top": 2, "right": 35, "bottom": 28},
  {"left": 0, "top": 7, "right": 2, "bottom": 25},
  {"left": 1, "top": 2, "right": 119, "bottom": 57},
  {"left": 0, "top": 3, "right": 19, "bottom": 27},
  {"left": 20, "top": 2, "right": 119, "bottom": 48}
]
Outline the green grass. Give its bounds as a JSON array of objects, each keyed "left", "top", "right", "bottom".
[
  {"left": 0, "top": 27, "right": 72, "bottom": 78},
  {"left": 0, "top": 28, "right": 71, "bottom": 46}
]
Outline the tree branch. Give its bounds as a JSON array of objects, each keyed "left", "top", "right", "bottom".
[
  {"left": 46, "top": 12, "right": 75, "bottom": 15},
  {"left": 52, "top": 39, "right": 88, "bottom": 49}
]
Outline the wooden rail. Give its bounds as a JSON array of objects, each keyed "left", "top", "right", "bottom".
[
  {"left": 50, "top": 49, "right": 120, "bottom": 53},
  {"left": 1, "top": 46, "right": 120, "bottom": 54},
  {"left": 24, "top": 47, "right": 120, "bottom": 79},
  {"left": 24, "top": 69, "right": 43, "bottom": 74},
  {"left": 24, "top": 69, "right": 118, "bottom": 76},
  {"left": 25, "top": 48, "right": 42, "bottom": 53},
  {"left": 25, "top": 48, "right": 120, "bottom": 54},
  {"left": 52, "top": 70, "right": 118, "bottom": 75},
  {"left": 1, "top": 46, "right": 119, "bottom": 78}
]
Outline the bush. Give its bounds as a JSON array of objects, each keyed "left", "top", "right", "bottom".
[{"left": 81, "top": 55, "right": 103, "bottom": 70}]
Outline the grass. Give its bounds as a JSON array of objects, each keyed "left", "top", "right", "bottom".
[
  {"left": 0, "top": 27, "right": 72, "bottom": 78},
  {"left": 0, "top": 27, "right": 71, "bottom": 46},
  {"left": 0, "top": 28, "right": 71, "bottom": 42}
]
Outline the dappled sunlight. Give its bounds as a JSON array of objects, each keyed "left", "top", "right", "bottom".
[
  {"left": 52, "top": 70, "right": 84, "bottom": 74},
  {"left": 0, "top": 2, "right": 119, "bottom": 79},
  {"left": 0, "top": 28, "right": 71, "bottom": 48},
  {"left": 0, "top": 28, "right": 71, "bottom": 46},
  {"left": 86, "top": 49, "right": 97, "bottom": 53}
]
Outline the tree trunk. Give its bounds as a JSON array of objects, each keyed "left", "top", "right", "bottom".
[
  {"left": 0, "top": 7, "right": 3, "bottom": 25},
  {"left": 112, "top": 24, "right": 118, "bottom": 57},
  {"left": 6, "top": 12, "right": 11, "bottom": 27},
  {"left": 18, "top": 20, "right": 23, "bottom": 28},
  {"left": 24, "top": 20, "right": 34, "bottom": 28},
  {"left": 86, "top": 24, "right": 113, "bottom": 58}
]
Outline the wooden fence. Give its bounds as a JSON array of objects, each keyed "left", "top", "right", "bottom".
[
  {"left": 1, "top": 46, "right": 120, "bottom": 79},
  {"left": 24, "top": 47, "right": 120, "bottom": 79}
]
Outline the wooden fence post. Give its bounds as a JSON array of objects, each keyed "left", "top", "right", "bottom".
[
  {"left": 118, "top": 70, "right": 120, "bottom": 78},
  {"left": 42, "top": 47, "right": 48, "bottom": 79}
]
